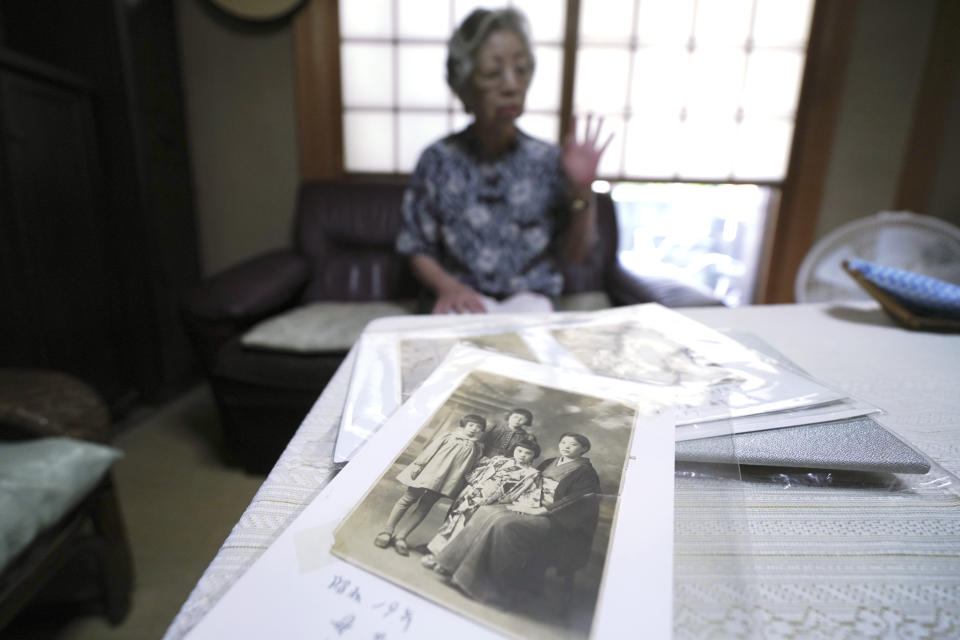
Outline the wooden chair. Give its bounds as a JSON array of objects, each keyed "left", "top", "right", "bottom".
[{"left": 0, "top": 369, "right": 133, "bottom": 630}]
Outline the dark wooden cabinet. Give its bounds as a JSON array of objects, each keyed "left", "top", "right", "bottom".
[
  {"left": 0, "top": 1, "right": 200, "bottom": 411},
  {"left": 0, "top": 55, "right": 127, "bottom": 403}
]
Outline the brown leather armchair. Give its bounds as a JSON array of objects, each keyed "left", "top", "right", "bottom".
[{"left": 182, "top": 178, "right": 720, "bottom": 472}]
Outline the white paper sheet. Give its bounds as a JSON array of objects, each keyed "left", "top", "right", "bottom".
[
  {"left": 187, "top": 346, "right": 675, "bottom": 640},
  {"left": 674, "top": 398, "right": 880, "bottom": 441}
]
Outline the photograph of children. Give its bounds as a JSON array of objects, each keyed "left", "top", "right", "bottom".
[
  {"left": 399, "top": 332, "right": 537, "bottom": 401},
  {"left": 332, "top": 370, "right": 638, "bottom": 640}
]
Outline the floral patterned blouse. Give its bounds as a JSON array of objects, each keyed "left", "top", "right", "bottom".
[{"left": 395, "top": 125, "right": 571, "bottom": 299}]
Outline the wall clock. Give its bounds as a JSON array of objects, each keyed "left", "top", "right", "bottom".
[{"left": 204, "top": 0, "right": 308, "bottom": 23}]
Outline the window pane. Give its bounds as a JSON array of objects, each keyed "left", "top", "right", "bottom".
[
  {"left": 693, "top": 0, "right": 753, "bottom": 46},
  {"left": 615, "top": 182, "right": 773, "bottom": 305},
  {"left": 527, "top": 44, "right": 562, "bottom": 112},
  {"left": 575, "top": 47, "right": 631, "bottom": 113},
  {"left": 344, "top": 111, "right": 395, "bottom": 172},
  {"left": 636, "top": 0, "right": 695, "bottom": 45},
  {"left": 686, "top": 46, "right": 746, "bottom": 120},
  {"left": 452, "top": 110, "right": 472, "bottom": 131},
  {"left": 753, "top": 0, "right": 814, "bottom": 47},
  {"left": 398, "top": 45, "right": 449, "bottom": 107},
  {"left": 732, "top": 118, "right": 793, "bottom": 181},
  {"left": 340, "top": 0, "right": 393, "bottom": 38},
  {"left": 742, "top": 50, "right": 804, "bottom": 118},
  {"left": 676, "top": 117, "right": 737, "bottom": 179},
  {"left": 397, "top": 0, "right": 452, "bottom": 38},
  {"left": 513, "top": 0, "right": 566, "bottom": 42},
  {"left": 398, "top": 112, "right": 448, "bottom": 172},
  {"left": 517, "top": 112, "right": 559, "bottom": 145},
  {"left": 580, "top": 0, "right": 635, "bottom": 44},
  {"left": 631, "top": 46, "right": 689, "bottom": 117},
  {"left": 624, "top": 116, "right": 683, "bottom": 179},
  {"left": 453, "top": 0, "right": 481, "bottom": 26},
  {"left": 341, "top": 44, "right": 394, "bottom": 107}
]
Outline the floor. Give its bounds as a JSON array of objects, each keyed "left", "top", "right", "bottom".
[{"left": 5, "top": 384, "right": 265, "bottom": 639}]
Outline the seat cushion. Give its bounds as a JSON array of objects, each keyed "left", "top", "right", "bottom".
[
  {"left": 0, "top": 437, "right": 122, "bottom": 572},
  {"left": 240, "top": 300, "right": 418, "bottom": 354},
  {"left": 554, "top": 291, "right": 613, "bottom": 311}
]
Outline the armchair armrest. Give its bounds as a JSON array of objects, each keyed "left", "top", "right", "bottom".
[
  {"left": 181, "top": 250, "right": 309, "bottom": 371},
  {"left": 608, "top": 263, "right": 724, "bottom": 308},
  {"left": 0, "top": 369, "right": 111, "bottom": 443},
  {"left": 184, "top": 249, "right": 309, "bottom": 321}
]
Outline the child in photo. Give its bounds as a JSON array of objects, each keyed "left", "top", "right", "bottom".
[
  {"left": 421, "top": 439, "right": 542, "bottom": 567},
  {"left": 482, "top": 408, "right": 537, "bottom": 458},
  {"left": 374, "top": 414, "right": 486, "bottom": 556}
]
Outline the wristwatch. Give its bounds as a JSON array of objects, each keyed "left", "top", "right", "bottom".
[{"left": 570, "top": 196, "right": 590, "bottom": 213}]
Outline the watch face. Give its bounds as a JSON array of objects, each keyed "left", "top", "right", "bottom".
[{"left": 205, "top": 0, "right": 306, "bottom": 22}]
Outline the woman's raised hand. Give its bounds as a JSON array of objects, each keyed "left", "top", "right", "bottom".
[{"left": 561, "top": 113, "right": 613, "bottom": 190}]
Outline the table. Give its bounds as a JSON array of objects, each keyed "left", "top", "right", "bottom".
[{"left": 165, "top": 302, "right": 960, "bottom": 639}]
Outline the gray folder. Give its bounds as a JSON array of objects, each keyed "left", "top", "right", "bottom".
[
  {"left": 674, "top": 330, "right": 931, "bottom": 475},
  {"left": 674, "top": 414, "right": 930, "bottom": 474}
]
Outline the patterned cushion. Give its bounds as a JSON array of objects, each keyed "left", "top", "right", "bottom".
[
  {"left": 240, "top": 301, "right": 418, "bottom": 354},
  {"left": 0, "top": 437, "right": 122, "bottom": 572},
  {"left": 846, "top": 258, "right": 960, "bottom": 317}
]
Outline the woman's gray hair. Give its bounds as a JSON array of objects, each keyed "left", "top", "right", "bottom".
[{"left": 446, "top": 7, "right": 535, "bottom": 112}]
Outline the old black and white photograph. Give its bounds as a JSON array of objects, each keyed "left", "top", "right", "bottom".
[{"left": 331, "top": 370, "right": 637, "bottom": 640}]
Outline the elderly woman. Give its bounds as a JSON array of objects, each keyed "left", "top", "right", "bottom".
[
  {"left": 431, "top": 432, "right": 602, "bottom": 606},
  {"left": 396, "top": 7, "right": 611, "bottom": 314}
]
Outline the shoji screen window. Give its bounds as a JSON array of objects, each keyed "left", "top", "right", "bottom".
[
  {"left": 339, "top": 0, "right": 566, "bottom": 173},
  {"left": 576, "top": 0, "right": 813, "bottom": 182}
]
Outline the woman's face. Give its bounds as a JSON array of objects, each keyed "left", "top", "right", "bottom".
[
  {"left": 513, "top": 445, "right": 536, "bottom": 465},
  {"left": 469, "top": 29, "right": 532, "bottom": 126},
  {"left": 558, "top": 436, "right": 588, "bottom": 459}
]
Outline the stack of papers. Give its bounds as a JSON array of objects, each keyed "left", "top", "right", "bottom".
[
  {"left": 336, "top": 303, "right": 878, "bottom": 463},
  {"left": 188, "top": 303, "right": 888, "bottom": 640}
]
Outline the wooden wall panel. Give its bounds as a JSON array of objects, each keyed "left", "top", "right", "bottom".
[
  {"left": 894, "top": 0, "right": 960, "bottom": 213},
  {"left": 759, "top": 0, "right": 859, "bottom": 304},
  {"left": 293, "top": 0, "right": 343, "bottom": 181}
]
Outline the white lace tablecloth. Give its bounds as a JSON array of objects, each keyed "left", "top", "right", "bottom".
[{"left": 165, "top": 302, "right": 960, "bottom": 639}]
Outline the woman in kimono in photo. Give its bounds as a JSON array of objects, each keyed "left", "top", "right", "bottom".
[
  {"left": 431, "top": 432, "right": 601, "bottom": 607},
  {"left": 422, "top": 439, "right": 542, "bottom": 565}
]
